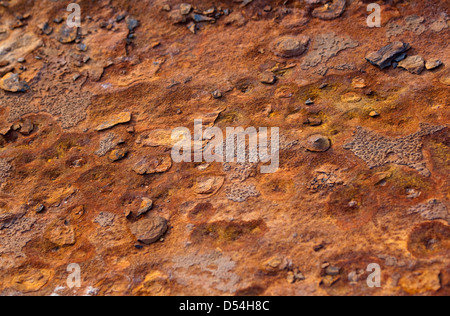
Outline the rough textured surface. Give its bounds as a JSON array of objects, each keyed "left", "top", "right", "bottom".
[
  {"left": 344, "top": 124, "right": 446, "bottom": 177},
  {"left": 130, "top": 216, "right": 168, "bottom": 245},
  {"left": 95, "top": 112, "right": 132, "bottom": 131},
  {"left": 226, "top": 183, "right": 260, "bottom": 202},
  {"left": 94, "top": 212, "right": 116, "bottom": 227},
  {"left": 95, "top": 133, "right": 121, "bottom": 156},
  {"left": 425, "top": 58, "right": 443, "bottom": 70},
  {"left": 311, "top": 0, "right": 346, "bottom": 21},
  {"left": 305, "top": 134, "right": 331, "bottom": 152},
  {"left": 0, "top": 0, "right": 449, "bottom": 297},
  {"left": 0, "top": 158, "right": 12, "bottom": 184},
  {"left": 271, "top": 36, "right": 310, "bottom": 58},
  {"left": 0, "top": 72, "right": 28, "bottom": 92},
  {"left": 301, "top": 32, "right": 359, "bottom": 70},
  {"left": 398, "top": 55, "right": 425, "bottom": 74},
  {"left": 408, "top": 200, "right": 449, "bottom": 223},
  {"left": 366, "top": 42, "right": 411, "bottom": 69}
]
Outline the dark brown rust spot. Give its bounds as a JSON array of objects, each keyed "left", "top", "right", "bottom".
[{"left": 191, "top": 219, "right": 266, "bottom": 247}]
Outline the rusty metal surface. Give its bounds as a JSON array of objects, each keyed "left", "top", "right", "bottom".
[{"left": 0, "top": 0, "right": 449, "bottom": 296}]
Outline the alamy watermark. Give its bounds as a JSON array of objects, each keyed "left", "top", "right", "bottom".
[
  {"left": 66, "top": 263, "right": 81, "bottom": 289},
  {"left": 366, "top": 263, "right": 381, "bottom": 288},
  {"left": 171, "top": 120, "right": 280, "bottom": 174},
  {"left": 67, "top": 3, "right": 81, "bottom": 28},
  {"left": 367, "top": 3, "right": 381, "bottom": 28}
]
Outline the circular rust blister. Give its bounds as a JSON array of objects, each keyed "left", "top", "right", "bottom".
[{"left": 407, "top": 221, "right": 450, "bottom": 258}]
